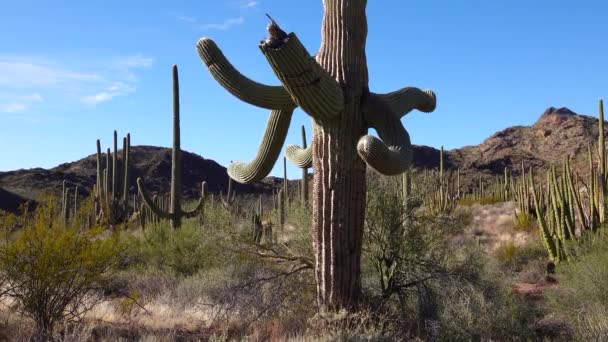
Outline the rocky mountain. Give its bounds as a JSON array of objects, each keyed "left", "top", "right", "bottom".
[
  {"left": 0, "top": 107, "right": 603, "bottom": 212},
  {"left": 436, "top": 107, "right": 604, "bottom": 191},
  {"left": 0, "top": 146, "right": 277, "bottom": 213}
]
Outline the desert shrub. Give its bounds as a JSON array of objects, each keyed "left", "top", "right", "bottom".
[
  {"left": 514, "top": 211, "right": 536, "bottom": 232},
  {"left": 495, "top": 240, "right": 518, "bottom": 265},
  {"left": 427, "top": 266, "right": 537, "bottom": 341},
  {"left": 361, "top": 175, "right": 538, "bottom": 340},
  {"left": 546, "top": 231, "right": 608, "bottom": 340},
  {"left": 0, "top": 194, "right": 120, "bottom": 341},
  {"left": 495, "top": 239, "right": 547, "bottom": 273}
]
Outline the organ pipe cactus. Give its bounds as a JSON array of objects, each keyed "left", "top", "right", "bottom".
[
  {"left": 137, "top": 65, "right": 206, "bottom": 229},
  {"left": 196, "top": 2, "right": 435, "bottom": 310}
]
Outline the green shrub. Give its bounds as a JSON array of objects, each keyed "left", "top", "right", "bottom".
[
  {"left": 514, "top": 211, "right": 536, "bottom": 232},
  {"left": 360, "top": 175, "right": 538, "bottom": 341},
  {"left": 546, "top": 232, "right": 608, "bottom": 340},
  {"left": 0, "top": 194, "right": 120, "bottom": 341}
]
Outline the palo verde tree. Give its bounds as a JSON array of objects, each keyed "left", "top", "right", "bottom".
[{"left": 196, "top": 1, "right": 435, "bottom": 311}]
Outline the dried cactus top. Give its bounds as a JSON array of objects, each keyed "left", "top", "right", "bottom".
[{"left": 261, "top": 14, "right": 289, "bottom": 49}]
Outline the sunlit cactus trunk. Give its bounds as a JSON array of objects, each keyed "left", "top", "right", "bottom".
[
  {"left": 309, "top": 0, "right": 368, "bottom": 309},
  {"left": 196, "top": 0, "right": 436, "bottom": 311}
]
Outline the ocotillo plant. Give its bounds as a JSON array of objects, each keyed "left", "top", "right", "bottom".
[
  {"left": 197, "top": 3, "right": 436, "bottom": 310},
  {"left": 137, "top": 65, "right": 206, "bottom": 229}
]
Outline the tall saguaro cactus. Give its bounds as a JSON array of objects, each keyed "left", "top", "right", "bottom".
[
  {"left": 196, "top": 2, "right": 435, "bottom": 311},
  {"left": 138, "top": 65, "right": 206, "bottom": 229}
]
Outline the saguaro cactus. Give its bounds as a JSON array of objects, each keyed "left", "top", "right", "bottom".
[
  {"left": 138, "top": 65, "right": 206, "bottom": 228},
  {"left": 196, "top": 2, "right": 435, "bottom": 310},
  {"left": 94, "top": 130, "right": 131, "bottom": 225}
]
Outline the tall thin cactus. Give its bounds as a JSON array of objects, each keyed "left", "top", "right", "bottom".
[
  {"left": 137, "top": 65, "right": 206, "bottom": 228},
  {"left": 300, "top": 125, "right": 309, "bottom": 206}
]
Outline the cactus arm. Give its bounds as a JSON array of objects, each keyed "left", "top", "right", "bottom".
[
  {"left": 228, "top": 108, "right": 294, "bottom": 183},
  {"left": 372, "top": 88, "right": 436, "bottom": 119},
  {"left": 183, "top": 182, "right": 207, "bottom": 218},
  {"left": 285, "top": 144, "right": 312, "bottom": 169},
  {"left": 357, "top": 93, "right": 413, "bottom": 176},
  {"left": 136, "top": 178, "right": 171, "bottom": 220},
  {"left": 260, "top": 33, "right": 344, "bottom": 121},
  {"left": 196, "top": 38, "right": 295, "bottom": 110}
]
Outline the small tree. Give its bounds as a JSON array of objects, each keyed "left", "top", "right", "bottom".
[{"left": 0, "top": 195, "right": 120, "bottom": 341}]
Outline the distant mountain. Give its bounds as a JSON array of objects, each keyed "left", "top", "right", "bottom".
[
  {"left": 0, "top": 106, "right": 604, "bottom": 212},
  {"left": 0, "top": 146, "right": 276, "bottom": 212}
]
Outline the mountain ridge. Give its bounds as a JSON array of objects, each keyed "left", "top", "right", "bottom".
[{"left": 0, "top": 106, "right": 604, "bottom": 212}]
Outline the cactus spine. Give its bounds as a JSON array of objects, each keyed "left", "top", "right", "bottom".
[{"left": 137, "top": 65, "right": 206, "bottom": 229}]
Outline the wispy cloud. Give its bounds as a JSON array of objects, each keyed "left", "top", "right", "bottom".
[
  {"left": 81, "top": 82, "right": 135, "bottom": 106},
  {"left": 0, "top": 93, "right": 43, "bottom": 113},
  {"left": 0, "top": 59, "right": 100, "bottom": 89},
  {"left": 0, "top": 54, "right": 154, "bottom": 113},
  {"left": 240, "top": 1, "right": 259, "bottom": 9},
  {"left": 172, "top": 1, "right": 258, "bottom": 30},
  {"left": 177, "top": 15, "right": 196, "bottom": 23},
  {"left": 200, "top": 17, "right": 245, "bottom": 30}
]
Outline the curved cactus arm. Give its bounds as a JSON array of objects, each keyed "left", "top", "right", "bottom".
[
  {"left": 228, "top": 108, "right": 294, "bottom": 183},
  {"left": 183, "top": 181, "right": 207, "bottom": 218},
  {"left": 136, "top": 178, "right": 171, "bottom": 220},
  {"left": 285, "top": 144, "right": 312, "bottom": 169},
  {"left": 260, "top": 33, "right": 344, "bottom": 121},
  {"left": 196, "top": 38, "right": 295, "bottom": 111},
  {"left": 357, "top": 94, "right": 413, "bottom": 176},
  {"left": 373, "top": 88, "right": 436, "bottom": 119}
]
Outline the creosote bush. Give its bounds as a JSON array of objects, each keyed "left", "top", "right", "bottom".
[{"left": 0, "top": 194, "right": 120, "bottom": 341}]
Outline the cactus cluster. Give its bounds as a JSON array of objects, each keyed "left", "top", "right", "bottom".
[
  {"left": 137, "top": 65, "right": 206, "bottom": 229},
  {"left": 516, "top": 99, "right": 607, "bottom": 263},
  {"left": 422, "top": 146, "right": 458, "bottom": 215},
  {"left": 94, "top": 130, "right": 131, "bottom": 226}
]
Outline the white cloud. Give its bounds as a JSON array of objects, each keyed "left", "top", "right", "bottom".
[
  {"left": 0, "top": 54, "right": 153, "bottom": 112},
  {"left": 1, "top": 102, "right": 27, "bottom": 113},
  {"left": 0, "top": 60, "right": 100, "bottom": 89},
  {"left": 200, "top": 17, "right": 245, "bottom": 30},
  {"left": 82, "top": 82, "right": 135, "bottom": 106},
  {"left": 178, "top": 15, "right": 196, "bottom": 23},
  {"left": 241, "top": 1, "right": 259, "bottom": 9},
  {"left": 0, "top": 93, "right": 42, "bottom": 113},
  {"left": 114, "top": 54, "right": 154, "bottom": 68}
]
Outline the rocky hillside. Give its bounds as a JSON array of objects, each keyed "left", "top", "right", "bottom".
[
  {"left": 0, "top": 146, "right": 277, "bottom": 213},
  {"left": 0, "top": 107, "right": 603, "bottom": 212},
  {"left": 438, "top": 107, "right": 605, "bottom": 191}
]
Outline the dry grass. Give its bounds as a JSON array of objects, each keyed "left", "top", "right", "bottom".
[{"left": 453, "top": 201, "right": 537, "bottom": 253}]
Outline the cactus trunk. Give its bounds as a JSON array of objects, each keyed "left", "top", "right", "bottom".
[
  {"left": 170, "top": 66, "right": 182, "bottom": 229},
  {"left": 309, "top": 0, "right": 369, "bottom": 311}
]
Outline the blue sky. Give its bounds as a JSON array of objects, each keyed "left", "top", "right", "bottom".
[{"left": 1, "top": 0, "right": 607, "bottom": 179}]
